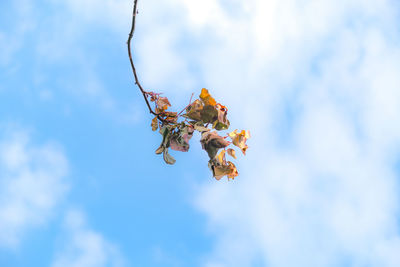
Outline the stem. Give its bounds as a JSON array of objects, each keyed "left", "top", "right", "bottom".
[
  {"left": 127, "top": 0, "right": 158, "bottom": 116},
  {"left": 177, "top": 93, "right": 194, "bottom": 116}
]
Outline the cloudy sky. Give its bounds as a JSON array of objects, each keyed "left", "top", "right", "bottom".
[{"left": 1, "top": 0, "right": 400, "bottom": 266}]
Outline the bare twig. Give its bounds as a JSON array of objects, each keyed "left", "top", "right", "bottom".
[
  {"left": 177, "top": 93, "right": 194, "bottom": 116},
  {"left": 127, "top": 0, "right": 187, "bottom": 125},
  {"left": 127, "top": 0, "right": 158, "bottom": 116},
  {"left": 188, "top": 93, "right": 194, "bottom": 105}
]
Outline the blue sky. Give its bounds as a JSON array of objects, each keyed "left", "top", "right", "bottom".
[{"left": 1, "top": 0, "right": 400, "bottom": 266}]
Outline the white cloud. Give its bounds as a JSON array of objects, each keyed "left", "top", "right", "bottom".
[
  {"left": 0, "top": 129, "right": 69, "bottom": 248},
  {"left": 60, "top": 0, "right": 197, "bottom": 95},
  {"left": 51, "top": 209, "right": 125, "bottom": 267},
  {"left": 152, "top": 0, "right": 400, "bottom": 266},
  {"left": 63, "top": 0, "right": 131, "bottom": 30},
  {"left": 32, "top": 0, "right": 400, "bottom": 265},
  {"left": 0, "top": 128, "right": 127, "bottom": 264},
  {"left": 3, "top": 0, "right": 400, "bottom": 265},
  {"left": 62, "top": 1, "right": 399, "bottom": 264},
  {"left": 0, "top": 0, "right": 35, "bottom": 67},
  {"left": 3, "top": 0, "right": 139, "bottom": 122}
]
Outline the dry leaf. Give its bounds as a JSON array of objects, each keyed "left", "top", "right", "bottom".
[
  {"left": 200, "top": 105, "right": 218, "bottom": 123},
  {"left": 163, "top": 148, "right": 176, "bottom": 165},
  {"left": 148, "top": 91, "right": 159, "bottom": 102},
  {"left": 147, "top": 87, "right": 248, "bottom": 180},
  {"left": 200, "top": 88, "right": 217, "bottom": 106},
  {"left": 226, "top": 162, "right": 238, "bottom": 179},
  {"left": 156, "top": 126, "right": 172, "bottom": 154},
  {"left": 228, "top": 129, "right": 250, "bottom": 155},
  {"left": 193, "top": 122, "right": 210, "bottom": 132},
  {"left": 151, "top": 116, "right": 158, "bottom": 131},
  {"left": 200, "top": 131, "right": 230, "bottom": 159},
  {"left": 216, "top": 149, "right": 226, "bottom": 165},
  {"left": 155, "top": 145, "right": 164, "bottom": 154},
  {"left": 209, "top": 151, "right": 239, "bottom": 180},
  {"left": 227, "top": 148, "right": 236, "bottom": 159},
  {"left": 170, "top": 125, "right": 194, "bottom": 152},
  {"left": 163, "top": 111, "right": 178, "bottom": 123},
  {"left": 156, "top": 97, "right": 171, "bottom": 112},
  {"left": 213, "top": 150, "right": 238, "bottom": 179},
  {"left": 213, "top": 103, "right": 230, "bottom": 130},
  {"left": 184, "top": 99, "right": 203, "bottom": 121}
]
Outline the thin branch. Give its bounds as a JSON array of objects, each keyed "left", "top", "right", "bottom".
[
  {"left": 127, "top": 0, "right": 186, "bottom": 125},
  {"left": 177, "top": 93, "right": 194, "bottom": 116},
  {"left": 189, "top": 93, "right": 194, "bottom": 105},
  {"left": 127, "top": 0, "right": 158, "bottom": 116}
]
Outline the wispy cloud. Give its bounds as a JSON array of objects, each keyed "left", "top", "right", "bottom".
[
  {"left": 0, "top": 0, "right": 143, "bottom": 124},
  {"left": 70, "top": 1, "right": 400, "bottom": 264},
  {"left": 168, "top": 0, "right": 400, "bottom": 266},
  {"left": 0, "top": 0, "right": 34, "bottom": 67},
  {"left": 0, "top": 128, "right": 69, "bottom": 248},
  {"left": 3, "top": 0, "right": 400, "bottom": 265},
  {"left": 0, "top": 125, "right": 127, "bottom": 265},
  {"left": 51, "top": 209, "right": 125, "bottom": 267}
]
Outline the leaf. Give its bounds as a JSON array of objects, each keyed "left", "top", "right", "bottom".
[
  {"left": 170, "top": 138, "right": 187, "bottom": 152},
  {"left": 227, "top": 148, "right": 236, "bottom": 159},
  {"left": 163, "top": 148, "right": 176, "bottom": 165},
  {"left": 228, "top": 129, "right": 250, "bottom": 155},
  {"left": 159, "top": 126, "right": 171, "bottom": 146},
  {"left": 182, "top": 125, "right": 195, "bottom": 143},
  {"left": 151, "top": 116, "right": 158, "bottom": 131},
  {"left": 155, "top": 145, "right": 164, "bottom": 154},
  {"left": 148, "top": 91, "right": 159, "bottom": 102},
  {"left": 213, "top": 120, "right": 230, "bottom": 131},
  {"left": 213, "top": 162, "right": 238, "bottom": 180},
  {"left": 208, "top": 151, "right": 239, "bottom": 180},
  {"left": 163, "top": 111, "right": 178, "bottom": 123},
  {"left": 200, "top": 131, "right": 230, "bottom": 159},
  {"left": 200, "top": 105, "right": 218, "bottom": 123},
  {"left": 170, "top": 125, "right": 194, "bottom": 152},
  {"left": 156, "top": 97, "right": 171, "bottom": 112},
  {"left": 213, "top": 104, "right": 230, "bottom": 130},
  {"left": 193, "top": 121, "right": 210, "bottom": 132},
  {"left": 226, "top": 162, "right": 239, "bottom": 179},
  {"left": 215, "top": 149, "right": 226, "bottom": 165},
  {"left": 156, "top": 126, "right": 172, "bottom": 155},
  {"left": 147, "top": 87, "right": 248, "bottom": 179},
  {"left": 184, "top": 99, "right": 203, "bottom": 121},
  {"left": 200, "top": 88, "right": 217, "bottom": 106}
]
